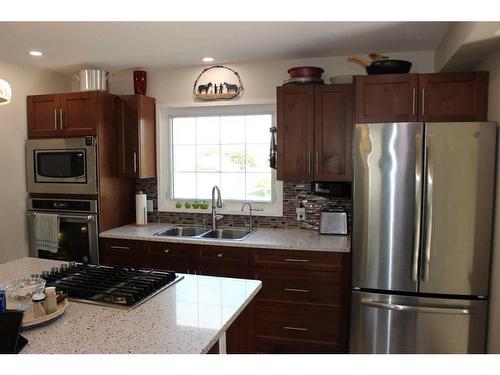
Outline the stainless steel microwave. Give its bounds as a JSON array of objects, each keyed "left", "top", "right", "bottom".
[{"left": 26, "top": 137, "right": 98, "bottom": 195}]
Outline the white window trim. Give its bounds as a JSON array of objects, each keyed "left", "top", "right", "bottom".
[{"left": 157, "top": 101, "right": 283, "bottom": 217}]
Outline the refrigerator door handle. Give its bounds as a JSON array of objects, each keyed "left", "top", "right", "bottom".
[
  {"left": 422, "top": 134, "right": 434, "bottom": 282},
  {"left": 412, "top": 133, "right": 423, "bottom": 282},
  {"left": 360, "top": 299, "right": 472, "bottom": 315}
]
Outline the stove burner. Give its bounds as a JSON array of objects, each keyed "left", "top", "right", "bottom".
[{"left": 42, "top": 264, "right": 182, "bottom": 309}]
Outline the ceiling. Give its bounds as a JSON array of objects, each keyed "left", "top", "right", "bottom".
[{"left": 0, "top": 22, "right": 452, "bottom": 73}]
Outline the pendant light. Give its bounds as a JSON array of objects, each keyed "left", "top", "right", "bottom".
[{"left": 0, "top": 79, "right": 12, "bottom": 105}]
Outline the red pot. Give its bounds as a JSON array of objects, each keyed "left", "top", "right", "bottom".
[{"left": 288, "top": 66, "right": 324, "bottom": 79}]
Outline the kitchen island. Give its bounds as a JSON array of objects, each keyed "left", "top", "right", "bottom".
[{"left": 0, "top": 257, "right": 261, "bottom": 354}]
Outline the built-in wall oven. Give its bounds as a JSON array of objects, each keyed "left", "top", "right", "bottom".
[
  {"left": 27, "top": 198, "right": 98, "bottom": 264},
  {"left": 26, "top": 137, "right": 97, "bottom": 195}
]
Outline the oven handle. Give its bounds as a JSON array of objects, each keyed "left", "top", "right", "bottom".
[{"left": 28, "top": 212, "right": 96, "bottom": 222}]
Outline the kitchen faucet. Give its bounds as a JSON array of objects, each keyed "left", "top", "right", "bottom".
[
  {"left": 241, "top": 202, "right": 263, "bottom": 231},
  {"left": 211, "top": 185, "right": 223, "bottom": 230}
]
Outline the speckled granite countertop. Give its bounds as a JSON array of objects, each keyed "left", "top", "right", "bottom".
[
  {"left": 0, "top": 258, "right": 261, "bottom": 354},
  {"left": 100, "top": 224, "right": 350, "bottom": 253}
]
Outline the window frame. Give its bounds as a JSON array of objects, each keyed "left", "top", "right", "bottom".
[{"left": 157, "top": 102, "right": 283, "bottom": 217}]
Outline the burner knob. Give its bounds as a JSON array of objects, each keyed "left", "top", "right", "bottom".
[
  {"left": 164, "top": 249, "right": 170, "bottom": 254},
  {"left": 217, "top": 253, "right": 223, "bottom": 258}
]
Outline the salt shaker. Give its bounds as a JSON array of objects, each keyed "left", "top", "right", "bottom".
[
  {"left": 44, "top": 287, "right": 57, "bottom": 314},
  {"left": 32, "top": 293, "right": 46, "bottom": 318}
]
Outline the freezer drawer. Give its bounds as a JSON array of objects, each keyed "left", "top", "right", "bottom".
[{"left": 350, "top": 291, "right": 487, "bottom": 354}]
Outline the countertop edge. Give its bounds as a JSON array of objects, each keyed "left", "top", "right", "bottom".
[{"left": 99, "top": 224, "right": 351, "bottom": 253}]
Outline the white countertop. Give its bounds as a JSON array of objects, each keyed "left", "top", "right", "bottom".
[
  {"left": 0, "top": 258, "right": 261, "bottom": 354},
  {"left": 99, "top": 223, "right": 350, "bottom": 253}
]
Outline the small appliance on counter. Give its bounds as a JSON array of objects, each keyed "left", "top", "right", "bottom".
[{"left": 319, "top": 208, "right": 348, "bottom": 235}]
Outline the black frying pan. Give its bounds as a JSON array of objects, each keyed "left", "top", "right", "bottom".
[{"left": 366, "top": 60, "right": 412, "bottom": 75}]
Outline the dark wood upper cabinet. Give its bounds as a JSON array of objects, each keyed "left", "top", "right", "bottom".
[
  {"left": 277, "top": 85, "right": 315, "bottom": 181},
  {"left": 354, "top": 72, "right": 488, "bottom": 123},
  {"left": 27, "top": 94, "right": 60, "bottom": 138},
  {"left": 28, "top": 91, "right": 98, "bottom": 137},
  {"left": 277, "top": 84, "right": 353, "bottom": 182},
  {"left": 59, "top": 91, "right": 98, "bottom": 136},
  {"left": 118, "top": 95, "right": 156, "bottom": 179},
  {"left": 355, "top": 73, "right": 419, "bottom": 123},
  {"left": 314, "top": 84, "right": 353, "bottom": 181},
  {"left": 418, "top": 72, "right": 488, "bottom": 122}
]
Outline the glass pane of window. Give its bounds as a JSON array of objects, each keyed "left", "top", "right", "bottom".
[
  {"left": 196, "top": 145, "right": 220, "bottom": 172},
  {"left": 197, "top": 173, "right": 221, "bottom": 199},
  {"left": 246, "top": 172, "right": 272, "bottom": 201},
  {"left": 246, "top": 144, "right": 270, "bottom": 173},
  {"left": 174, "top": 173, "right": 196, "bottom": 199},
  {"left": 196, "top": 116, "right": 220, "bottom": 145},
  {"left": 170, "top": 110, "right": 274, "bottom": 202},
  {"left": 174, "top": 145, "right": 196, "bottom": 172},
  {"left": 221, "top": 116, "right": 245, "bottom": 144},
  {"left": 172, "top": 117, "right": 196, "bottom": 145},
  {"left": 246, "top": 114, "right": 272, "bottom": 144},
  {"left": 221, "top": 145, "right": 245, "bottom": 172},
  {"left": 221, "top": 173, "right": 245, "bottom": 200}
]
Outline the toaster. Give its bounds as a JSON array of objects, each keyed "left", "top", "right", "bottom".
[{"left": 319, "top": 210, "right": 348, "bottom": 235}]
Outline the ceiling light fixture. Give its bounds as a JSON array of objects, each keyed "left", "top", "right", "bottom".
[
  {"left": 29, "top": 51, "right": 43, "bottom": 56},
  {"left": 202, "top": 57, "right": 214, "bottom": 62},
  {"left": 0, "top": 79, "right": 12, "bottom": 105}
]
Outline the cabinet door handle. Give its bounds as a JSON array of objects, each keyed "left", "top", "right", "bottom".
[
  {"left": 217, "top": 253, "right": 223, "bottom": 258},
  {"left": 412, "top": 87, "right": 416, "bottom": 115},
  {"left": 163, "top": 249, "right": 171, "bottom": 254},
  {"left": 284, "top": 258, "right": 310, "bottom": 263},
  {"left": 110, "top": 245, "right": 130, "bottom": 250},
  {"left": 284, "top": 288, "right": 310, "bottom": 293},
  {"left": 133, "top": 152, "right": 137, "bottom": 173},
  {"left": 59, "top": 109, "right": 63, "bottom": 130},
  {"left": 54, "top": 109, "right": 58, "bottom": 130},
  {"left": 421, "top": 88, "right": 425, "bottom": 116},
  {"left": 315, "top": 151, "right": 319, "bottom": 175},
  {"left": 283, "top": 326, "right": 309, "bottom": 332}
]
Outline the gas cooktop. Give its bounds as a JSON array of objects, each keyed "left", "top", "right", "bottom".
[{"left": 39, "top": 263, "right": 183, "bottom": 310}]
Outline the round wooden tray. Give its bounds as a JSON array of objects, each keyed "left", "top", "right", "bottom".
[{"left": 22, "top": 298, "right": 69, "bottom": 329}]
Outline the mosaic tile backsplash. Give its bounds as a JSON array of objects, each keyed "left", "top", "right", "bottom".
[{"left": 137, "top": 178, "right": 352, "bottom": 231}]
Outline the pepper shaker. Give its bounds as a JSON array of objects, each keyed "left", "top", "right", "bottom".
[
  {"left": 32, "top": 293, "right": 46, "bottom": 318},
  {"left": 44, "top": 287, "right": 57, "bottom": 314}
]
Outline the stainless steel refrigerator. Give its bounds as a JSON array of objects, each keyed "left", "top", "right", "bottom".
[{"left": 350, "top": 122, "right": 497, "bottom": 354}]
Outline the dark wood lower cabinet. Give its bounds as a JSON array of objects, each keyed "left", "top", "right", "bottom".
[{"left": 99, "top": 238, "right": 351, "bottom": 354}]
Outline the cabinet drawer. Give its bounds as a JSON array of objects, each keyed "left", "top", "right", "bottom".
[
  {"left": 251, "top": 248, "right": 348, "bottom": 272},
  {"left": 255, "top": 302, "right": 343, "bottom": 344},
  {"left": 149, "top": 242, "right": 196, "bottom": 260},
  {"left": 100, "top": 239, "right": 148, "bottom": 268},
  {"left": 255, "top": 336, "right": 342, "bottom": 354},
  {"left": 253, "top": 268, "right": 345, "bottom": 306},
  {"left": 199, "top": 246, "right": 248, "bottom": 266}
]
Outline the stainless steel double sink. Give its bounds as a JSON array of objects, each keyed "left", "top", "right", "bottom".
[{"left": 154, "top": 226, "right": 255, "bottom": 241}]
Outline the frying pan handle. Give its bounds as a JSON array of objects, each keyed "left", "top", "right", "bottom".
[{"left": 348, "top": 55, "right": 371, "bottom": 67}]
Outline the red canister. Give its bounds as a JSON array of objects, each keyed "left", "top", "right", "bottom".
[{"left": 133, "top": 70, "right": 147, "bottom": 95}]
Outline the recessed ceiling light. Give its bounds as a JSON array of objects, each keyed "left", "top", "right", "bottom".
[
  {"left": 29, "top": 51, "right": 43, "bottom": 56},
  {"left": 202, "top": 57, "right": 214, "bottom": 62}
]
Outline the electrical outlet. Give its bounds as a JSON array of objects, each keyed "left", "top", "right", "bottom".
[
  {"left": 147, "top": 199, "right": 154, "bottom": 212},
  {"left": 296, "top": 207, "right": 306, "bottom": 221}
]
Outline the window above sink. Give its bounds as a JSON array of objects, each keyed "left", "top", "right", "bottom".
[{"left": 157, "top": 103, "right": 283, "bottom": 217}]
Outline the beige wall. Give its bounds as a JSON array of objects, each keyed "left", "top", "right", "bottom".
[
  {"left": 98, "top": 51, "right": 435, "bottom": 102},
  {"left": 477, "top": 49, "right": 500, "bottom": 353},
  {"left": 0, "top": 59, "right": 70, "bottom": 263}
]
